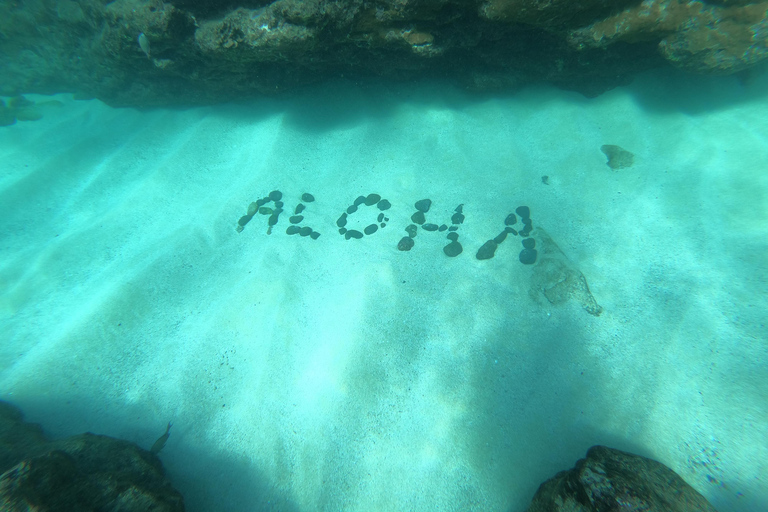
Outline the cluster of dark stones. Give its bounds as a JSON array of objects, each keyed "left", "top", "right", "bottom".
[
  {"left": 237, "top": 190, "right": 319, "bottom": 239},
  {"left": 397, "top": 199, "right": 465, "bottom": 257},
  {"left": 337, "top": 193, "right": 391, "bottom": 240},
  {"left": 475, "top": 205, "right": 537, "bottom": 265}
]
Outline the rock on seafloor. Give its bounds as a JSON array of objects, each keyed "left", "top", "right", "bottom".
[
  {"left": 526, "top": 445, "right": 719, "bottom": 512},
  {"left": 0, "top": 401, "right": 185, "bottom": 511},
  {"left": 1, "top": 0, "right": 762, "bottom": 106}
]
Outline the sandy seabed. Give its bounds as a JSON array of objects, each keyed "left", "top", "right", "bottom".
[{"left": 1, "top": 70, "right": 766, "bottom": 512}]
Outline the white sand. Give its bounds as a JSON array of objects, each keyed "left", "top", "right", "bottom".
[{"left": 1, "top": 70, "right": 766, "bottom": 511}]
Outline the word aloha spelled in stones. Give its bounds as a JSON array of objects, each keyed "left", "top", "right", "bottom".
[{"left": 237, "top": 191, "right": 537, "bottom": 264}]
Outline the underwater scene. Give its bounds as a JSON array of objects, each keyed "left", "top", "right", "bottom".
[{"left": 1, "top": 1, "right": 768, "bottom": 512}]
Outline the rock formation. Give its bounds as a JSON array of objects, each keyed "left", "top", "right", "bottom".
[
  {"left": 0, "top": 401, "right": 184, "bottom": 512},
  {"left": 527, "top": 445, "right": 719, "bottom": 512},
  {"left": 0, "top": 0, "right": 765, "bottom": 107}
]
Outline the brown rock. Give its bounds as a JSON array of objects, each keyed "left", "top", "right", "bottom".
[{"left": 527, "top": 445, "right": 718, "bottom": 512}]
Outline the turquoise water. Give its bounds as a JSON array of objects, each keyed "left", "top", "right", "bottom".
[{"left": 1, "top": 71, "right": 766, "bottom": 511}]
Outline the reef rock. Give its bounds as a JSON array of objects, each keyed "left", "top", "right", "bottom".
[
  {"left": 526, "top": 445, "right": 718, "bottom": 512},
  {"left": 0, "top": 401, "right": 184, "bottom": 512},
  {"left": 0, "top": 0, "right": 763, "bottom": 106}
]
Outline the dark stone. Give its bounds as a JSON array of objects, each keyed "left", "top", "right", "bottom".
[
  {"left": 269, "top": 190, "right": 282, "bottom": 201},
  {"left": 476, "top": 240, "right": 498, "bottom": 260},
  {"left": 519, "top": 248, "right": 537, "bottom": 264},
  {"left": 377, "top": 213, "right": 384, "bottom": 222},
  {"left": 0, "top": 400, "right": 184, "bottom": 512},
  {"left": 493, "top": 231, "right": 508, "bottom": 244},
  {"left": 237, "top": 214, "right": 252, "bottom": 227},
  {"left": 526, "top": 445, "right": 718, "bottom": 512},
  {"left": 256, "top": 198, "right": 268, "bottom": 207},
  {"left": 347, "top": 204, "right": 358, "bottom": 214},
  {"left": 345, "top": 230, "right": 363, "bottom": 240},
  {"left": 380, "top": 223, "right": 386, "bottom": 228},
  {"left": 520, "top": 228, "right": 532, "bottom": 237},
  {"left": 451, "top": 212, "right": 465, "bottom": 224},
  {"left": 336, "top": 213, "right": 347, "bottom": 228},
  {"left": 365, "top": 193, "right": 381, "bottom": 206},
  {"left": 274, "top": 201, "right": 283, "bottom": 208},
  {"left": 339, "top": 228, "right": 347, "bottom": 235},
  {"left": 289, "top": 215, "right": 304, "bottom": 224},
  {"left": 301, "top": 193, "right": 315, "bottom": 202},
  {"left": 299, "top": 226, "right": 312, "bottom": 236},
  {"left": 377, "top": 199, "right": 391, "bottom": 211},
  {"left": 505, "top": 227, "right": 518, "bottom": 236},
  {"left": 515, "top": 206, "right": 530, "bottom": 219},
  {"left": 443, "top": 241, "right": 463, "bottom": 257},
  {"left": 601, "top": 144, "right": 634, "bottom": 169},
  {"left": 268, "top": 213, "right": 279, "bottom": 226},
  {"left": 258, "top": 207, "right": 273, "bottom": 215},
  {"left": 310, "top": 231, "right": 320, "bottom": 240},
  {"left": 455, "top": 205, "right": 464, "bottom": 213},
  {"left": 414, "top": 199, "right": 432, "bottom": 213},
  {"left": 438, "top": 224, "right": 447, "bottom": 232},
  {"left": 504, "top": 213, "right": 517, "bottom": 226},
  {"left": 447, "top": 232, "right": 459, "bottom": 241},
  {"left": 295, "top": 203, "right": 306, "bottom": 214},
  {"left": 405, "top": 224, "right": 418, "bottom": 238},
  {"left": 286, "top": 225, "right": 300, "bottom": 235},
  {"left": 522, "top": 237, "right": 536, "bottom": 249},
  {"left": 541, "top": 175, "right": 549, "bottom": 184},
  {"left": 364, "top": 224, "right": 378, "bottom": 235},
  {"left": 422, "top": 223, "right": 438, "bottom": 231},
  {"left": 354, "top": 195, "right": 367, "bottom": 207},
  {"left": 448, "top": 226, "right": 458, "bottom": 232},
  {"left": 411, "top": 211, "right": 426, "bottom": 224},
  {"left": 397, "top": 237, "right": 415, "bottom": 251}
]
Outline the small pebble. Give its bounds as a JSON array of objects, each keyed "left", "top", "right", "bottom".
[
  {"left": 258, "top": 207, "right": 273, "bottom": 215},
  {"left": 415, "top": 199, "right": 432, "bottom": 213},
  {"left": 377, "top": 213, "right": 384, "bottom": 222},
  {"left": 301, "top": 193, "right": 315, "bottom": 202},
  {"left": 411, "top": 211, "right": 426, "bottom": 224},
  {"left": 505, "top": 227, "right": 518, "bottom": 236},
  {"left": 238, "top": 215, "right": 252, "bottom": 227},
  {"left": 269, "top": 190, "right": 282, "bottom": 201},
  {"left": 365, "top": 193, "right": 381, "bottom": 206},
  {"left": 515, "top": 206, "right": 530, "bottom": 219},
  {"left": 405, "top": 224, "right": 418, "bottom": 238},
  {"left": 268, "top": 214, "right": 279, "bottom": 226},
  {"left": 339, "top": 228, "right": 347, "bottom": 235},
  {"left": 286, "top": 226, "right": 300, "bottom": 235},
  {"left": 493, "top": 231, "right": 508, "bottom": 244},
  {"left": 522, "top": 238, "right": 536, "bottom": 249},
  {"left": 377, "top": 199, "right": 392, "bottom": 210},
  {"left": 443, "top": 241, "right": 463, "bottom": 257},
  {"left": 448, "top": 226, "right": 458, "bottom": 232},
  {"left": 337, "top": 213, "right": 347, "bottom": 227},
  {"left": 299, "top": 226, "right": 313, "bottom": 237},
  {"left": 289, "top": 215, "right": 304, "bottom": 224},
  {"left": 364, "top": 224, "right": 378, "bottom": 235},
  {"left": 247, "top": 202, "right": 259, "bottom": 216},
  {"left": 455, "top": 204, "right": 464, "bottom": 213},
  {"left": 451, "top": 213, "right": 465, "bottom": 224},
  {"left": 438, "top": 224, "right": 447, "bottom": 232},
  {"left": 398, "top": 237, "right": 415, "bottom": 251},
  {"left": 447, "top": 232, "right": 459, "bottom": 241},
  {"left": 422, "top": 223, "right": 438, "bottom": 231},
  {"left": 519, "top": 248, "right": 538, "bottom": 265},
  {"left": 347, "top": 205, "right": 358, "bottom": 214},
  {"left": 310, "top": 231, "right": 320, "bottom": 240},
  {"left": 504, "top": 213, "right": 517, "bottom": 226},
  {"left": 345, "top": 230, "right": 363, "bottom": 239},
  {"left": 354, "top": 195, "right": 367, "bottom": 207},
  {"left": 295, "top": 204, "right": 306, "bottom": 214},
  {"left": 476, "top": 240, "right": 498, "bottom": 260}
]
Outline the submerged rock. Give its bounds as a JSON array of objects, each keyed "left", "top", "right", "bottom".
[
  {"left": 0, "top": 401, "right": 185, "bottom": 511},
  {"left": 526, "top": 445, "right": 718, "bottom": 512},
  {"left": 600, "top": 144, "right": 634, "bottom": 170}
]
